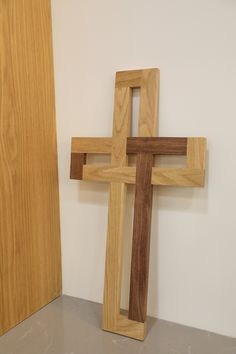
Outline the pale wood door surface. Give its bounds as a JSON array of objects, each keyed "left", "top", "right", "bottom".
[{"left": 0, "top": 0, "right": 61, "bottom": 335}]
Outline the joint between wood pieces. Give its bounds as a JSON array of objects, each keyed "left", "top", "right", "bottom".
[{"left": 70, "top": 152, "right": 87, "bottom": 180}]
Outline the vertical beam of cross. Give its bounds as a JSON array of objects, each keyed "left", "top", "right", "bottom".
[
  {"left": 127, "top": 69, "right": 159, "bottom": 323},
  {"left": 128, "top": 152, "right": 154, "bottom": 322},
  {"left": 127, "top": 137, "right": 188, "bottom": 323},
  {"left": 103, "top": 69, "right": 159, "bottom": 338},
  {"left": 102, "top": 69, "right": 159, "bottom": 338},
  {"left": 102, "top": 85, "right": 132, "bottom": 328}
]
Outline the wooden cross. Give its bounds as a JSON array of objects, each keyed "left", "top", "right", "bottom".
[{"left": 70, "top": 69, "right": 206, "bottom": 341}]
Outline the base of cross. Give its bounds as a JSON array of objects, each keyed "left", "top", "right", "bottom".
[
  {"left": 102, "top": 315, "right": 146, "bottom": 341},
  {"left": 70, "top": 69, "right": 206, "bottom": 340}
]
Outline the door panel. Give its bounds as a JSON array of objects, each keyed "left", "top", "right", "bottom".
[{"left": 0, "top": 0, "right": 61, "bottom": 335}]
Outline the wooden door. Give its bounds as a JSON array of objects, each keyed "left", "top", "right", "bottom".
[{"left": 0, "top": 0, "right": 61, "bottom": 335}]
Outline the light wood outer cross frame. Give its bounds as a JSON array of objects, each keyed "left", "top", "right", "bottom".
[{"left": 70, "top": 69, "right": 206, "bottom": 340}]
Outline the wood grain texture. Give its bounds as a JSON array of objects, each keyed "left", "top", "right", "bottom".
[
  {"left": 102, "top": 85, "right": 132, "bottom": 329},
  {"left": 83, "top": 165, "right": 136, "bottom": 184},
  {"left": 187, "top": 138, "right": 206, "bottom": 170},
  {"left": 129, "top": 153, "right": 154, "bottom": 323},
  {"left": 71, "top": 137, "right": 112, "bottom": 154},
  {"left": 82, "top": 165, "right": 205, "bottom": 187},
  {"left": 126, "top": 68, "right": 158, "bottom": 328},
  {"left": 70, "top": 68, "right": 206, "bottom": 340},
  {"left": 116, "top": 70, "right": 143, "bottom": 88},
  {"left": 70, "top": 153, "right": 86, "bottom": 180},
  {"left": 116, "top": 68, "right": 159, "bottom": 137},
  {"left": 139, "top": 69, "right": 159, "bottom": 137},
  {"left": 70, "top": 70, "right": 159, "bottom": 338},
  {"left": 151, "top": 167, "right": 205, "bottom": 187},
  {"left": 102, "top": 78, "right": 146, "bottom": 340},
  {"left": 111, "top": 315, "right": 146, "bottom": 341},
  {"left": 127, "top": 137, "right": 187, "bottom": 155},
  {"left": 0, "top": 0, "right": 61, "bottom": 335}
]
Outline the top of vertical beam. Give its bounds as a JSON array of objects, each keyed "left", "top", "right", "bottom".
[
  {"left": 139, "top": 69, "right": 159, "bottom": 137},
  {"left": 115, "top": 69, "right": 159, "bottom": 138}
]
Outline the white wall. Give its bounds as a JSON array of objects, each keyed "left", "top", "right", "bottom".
[{"left": 51, "top": 0, "right": 236, "bottom": 338}]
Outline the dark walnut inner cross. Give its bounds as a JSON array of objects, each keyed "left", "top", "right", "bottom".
[{"left": 70, "top": 69, "right": 206, "bottom": 340}]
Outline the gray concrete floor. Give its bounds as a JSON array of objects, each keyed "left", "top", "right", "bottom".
[{"left": 0, "top": 295, "right": 236, "bottom": 354}]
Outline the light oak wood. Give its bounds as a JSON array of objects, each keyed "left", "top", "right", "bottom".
[
  {"left": 70, "top": 69, "right": 206, "bottom": 340},
  {"left": 102, "top": 71, "right": 161, "bottom": 339},
  {"left": 72, "top": 137, "right": 112, "bottom": 154},
  {"left": 102, "top": 83, "right": 145, "bottom": 337},
  {"left": 116, "top": 70, "right": 143, "bottom": 88},
  {"left": 187, "top": 138, "right": 206, "bottom": 170},
  {"left": 151, "top": 167, "right": 205, "bottom": 186},
  {"left": 112, "top": 315, "right": 146, "bottom": 341},
  {"left": 0, "top": 0, "right": 61, "bottom": 335},
  {"left": 139, "top": 69, "right": 159, "bottom": 137},
  {"left": 82, "top": 165, "right": 136, "bottom": 184},
  {"left": 115, "top": 68, "right": 159, "bottom": 136},
  {"left": 82, "top": 165, "right": 205, "bottom": 187}
]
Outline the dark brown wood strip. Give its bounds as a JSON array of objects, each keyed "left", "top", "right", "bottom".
[
  {"left": 70, "top": 153, "right": 87, "bottom": 180},
  {"left": 128, "top": 152, "right": 154, "bottom": 323},
  {"left": 127, "top": 137, "right": 187, "bottom": 155}
]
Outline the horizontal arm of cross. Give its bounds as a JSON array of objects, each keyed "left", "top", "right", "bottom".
[
  {"left": 81, "top": 165, "right": 204, "bottom": 186},
  {"left": 70, "top": 137, "right": 206, "bottom": 187}
]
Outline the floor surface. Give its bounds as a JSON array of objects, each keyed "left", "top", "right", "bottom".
[{"left": 0, "top": 295, "right": 236, "bottom": 354}]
